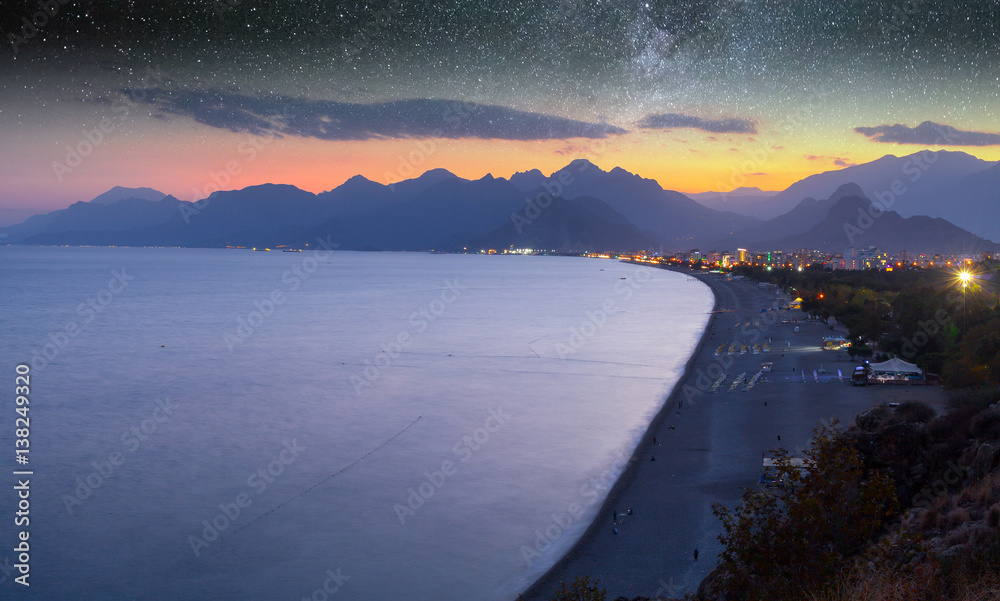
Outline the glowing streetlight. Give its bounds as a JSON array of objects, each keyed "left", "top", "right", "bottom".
[{"left": 958, "top": 270, "right": 973, "bottom": 331}]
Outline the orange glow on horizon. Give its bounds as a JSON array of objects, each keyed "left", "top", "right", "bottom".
[{"left": 9, "top": 120, "right": 1000, "bottom": 218}]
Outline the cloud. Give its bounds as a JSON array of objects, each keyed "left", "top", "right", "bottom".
[
  {"left": 636, "top": 112, "right": 756, "bottom": 134},
  {"left": 118, "top": 88, "right": 627, "bottom": 141},
  {"left": 805, "top": 154, "right": 856, "bottom": 167},
  {"left": 854, "top": 121, "right": 1000, "bottom": 146}
]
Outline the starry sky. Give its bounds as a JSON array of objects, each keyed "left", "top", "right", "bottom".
[{"left": 2, "top": 0, "right": 999, "bottom": 225}]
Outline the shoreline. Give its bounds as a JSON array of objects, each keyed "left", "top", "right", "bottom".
[
  {"left": 520, "top": 264, "right": 946, "bottom": 600},
  {"left": 520, "top": 264, "right": 721, "bottom": 599}
]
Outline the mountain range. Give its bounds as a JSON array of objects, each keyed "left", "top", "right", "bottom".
[
  {"left": 2, "top": 151, "right": 998, "bottom": 255},
  {"left": 701, "top": 151, "right": 1000, "bottom": 239}
]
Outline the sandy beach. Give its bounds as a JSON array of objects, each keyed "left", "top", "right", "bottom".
[{"left": 521, "top": 266, "right": 946, "bottom": 600}]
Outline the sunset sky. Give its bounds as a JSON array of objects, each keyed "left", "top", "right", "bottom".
[{"left": 2, "top": 0, "right": 999, "bottom": 225}]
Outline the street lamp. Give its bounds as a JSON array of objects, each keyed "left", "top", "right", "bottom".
[{"left": 958, "top": 270, "right": 972, "bottom": 331}]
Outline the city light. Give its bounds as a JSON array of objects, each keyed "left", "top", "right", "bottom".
[{"left": 956, "top": 269, "right": 976, "bottom": 332}]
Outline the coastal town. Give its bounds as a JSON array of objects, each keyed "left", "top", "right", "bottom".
[
  {"left": 613, "top": 247, "right": 996, "bottom": 271},
  {"left": 480, "top": 244, "right": 997, "bottom": 273}
]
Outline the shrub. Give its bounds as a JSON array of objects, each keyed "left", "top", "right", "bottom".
[
  {"left": 928, "top": 406, "right": 984, "bottom": 451},
  {"left": 918, "top": 506, "right": 941, "bottom": 531},
  {"left": 894, "top": 401, "right": 937, "bottom": 424},
  {"left": 712, "top": 421, "right": 898, "bottom": 601},
  {"left": 945, "top": 507, "right": 971, "bottom": 530},
  {"left": 917, "top": 352, "right": 948, "bottom": 376}
]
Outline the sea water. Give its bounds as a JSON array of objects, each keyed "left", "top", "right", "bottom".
[{"left": 0, "top": 247, "right": 712, "bottom": 600}]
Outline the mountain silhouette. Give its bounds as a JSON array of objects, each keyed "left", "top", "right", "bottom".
[
  {"left": 757, "top": 150, "right": 996, "bottom": 236},
  {"left": 3, "top": 155, "right": 997, "bottom": 253},
  {"left": 756, "top": 188, "right": 999, "bottom": 254},
  {"left": 718, "top": 183, "right": 865, "bottom": 247}
]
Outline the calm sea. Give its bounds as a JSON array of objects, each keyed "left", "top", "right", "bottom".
[{"left": 0, "top": 247, "right": 712, "bottom": 601}]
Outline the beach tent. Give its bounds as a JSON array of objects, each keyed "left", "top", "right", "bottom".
[{"left": 869, "top": 358, "right": 922, "bottom": 376}]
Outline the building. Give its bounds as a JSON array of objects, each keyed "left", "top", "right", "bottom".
[{"left": 844, "top": 246, "right": 886, "bottom": 270}]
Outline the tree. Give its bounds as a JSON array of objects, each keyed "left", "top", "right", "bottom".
[
  {"left": 711, "top": 421, "right": 898, "bottom": 601},
  {"left": 855, "top": 344, "right": 874, "bottom": 361},
  {"left": 847, "top": 337, "right": 861, "bottom": 361}
]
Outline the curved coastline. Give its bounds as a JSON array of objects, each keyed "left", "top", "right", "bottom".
[
  {"left": 519, "top": 265, "right": 947, "bottom": 600},
  {"left": 520, "top": 264, "right": 720, "bottom": 599}
]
